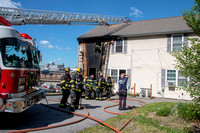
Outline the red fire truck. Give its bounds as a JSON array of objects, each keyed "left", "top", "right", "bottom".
[{"left": 0, "top": 16, "right": 46, "bottom": 113}]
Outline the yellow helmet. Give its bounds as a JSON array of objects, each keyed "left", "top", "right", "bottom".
[
  {"left": 77, "top": 67, "right": 82, "bottom": 72},
  {"left": 65, "top": 67, "right": 70, "bottom": 72},
  {"left": 107, "top": 75, "right": 111, "bottom": 78}
]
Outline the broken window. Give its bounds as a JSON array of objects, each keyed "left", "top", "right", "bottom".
[{"left": 95, "top": 42, "right": 101, "bottom": 53}]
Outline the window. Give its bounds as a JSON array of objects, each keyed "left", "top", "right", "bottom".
[
  {"left": 166, "top": 69, "right": 187, "bottom": 89},
  {"left": 111, "top": 69, "right": 118, "bottom": 83},
  {"left": 0, "top": 38, "right": 40, "bottom": 68},
  {"left": 95, "top": 42, "right": 101, "bottom": 53},
  {"left": 116, "top": 39, "right": 123, "bottom": 53},
  {"left": 119, "top": 69, "right": 126, "bottom": 79},
  {"left": 112, "top": 38, "right": 127, "bottom": 54},
  {"left": 111, "top": 69, "right": 127, "bottom": 83},
  {"left": 172, "top": 34, "right": 183, "bottom": 51},
  {"left": 167, "top": 70, "right": 176, "bottom": 82},
  {"left": 178, "top": 71, "right": 187, "bottom": 86}
]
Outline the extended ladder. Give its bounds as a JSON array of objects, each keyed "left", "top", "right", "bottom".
[{"left": 0, "top": 6, "right": 129, "bottom": 25}]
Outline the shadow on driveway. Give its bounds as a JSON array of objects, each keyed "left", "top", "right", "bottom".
[{"left": 0, "top": 103, "right": 74, "bottom": 130}]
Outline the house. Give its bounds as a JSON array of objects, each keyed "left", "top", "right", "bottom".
[{"left": 77, "top": 16, "right": 197, "bottom": 100}]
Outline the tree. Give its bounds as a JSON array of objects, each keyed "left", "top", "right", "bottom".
[
  {"left": 171, "top": 0, "right": 200, "bottom": 103},
  {"left": 183, "top": 0, "right": 200, "bottom": 36}
]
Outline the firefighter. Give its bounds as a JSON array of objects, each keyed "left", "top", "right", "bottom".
[
  {"left": 59, "top": 67, "right": 71, "bottom": 108},
  {"left": 118, "top": 73, "right": 129, "bottom": 110},
  {"left": 85, "top": 74, "right": 94, "bottom": 100},
  {"left": 95, "top": 73, "right": 106, "bottom": 100},
  {"left": 70, "top": 67, "right": 84, "bottom": 111},
  {"left": 106, "top": 75, "right": 113, "bottom": 100}
]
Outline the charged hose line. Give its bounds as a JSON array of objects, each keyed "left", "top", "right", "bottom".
[
  {"left": 43, "top": 103, "right": 120, "bottom": 133},
  {"left": 9, "top": 98, "right": 120, "bottom": 133},
  {"left": 104, "top": 99, "right": 137, "bottom": 115},
  {"left": 9, "top": 100, "right": 90, "bottom": 133},
  {"left": 104, "top": 98, "right": 146, "bottom": 131},
  {"left": 118, "top": 99, "right": 146, "bottom": 131},
  {"left": 9, "top": 98, "right": 145, "bottom": 133}
]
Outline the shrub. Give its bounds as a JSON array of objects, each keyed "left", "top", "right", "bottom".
[
  {"left": 156, "top": 107, "right": 171, "bottom": 116},
  {"left": 177, "top": 103, "right": 200, "bottom": 121},
  {"left": 135, "top": 93, "right": 140, "bottom": 97}
]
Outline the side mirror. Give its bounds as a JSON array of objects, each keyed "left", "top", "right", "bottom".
[{"left": 38, "top": 50, "right": 42, "bottom": 62}]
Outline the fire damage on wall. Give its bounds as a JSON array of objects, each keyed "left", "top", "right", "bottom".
[{"left": 78, "top": 38, "right": 113, "bottom": 79}]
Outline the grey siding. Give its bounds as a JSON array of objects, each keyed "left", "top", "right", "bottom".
[
  {"left": 123, "top": 38, "right": 127, "bottom": 54},
  {"left": 161, "top": 69, "right": 166, "bottom": 87},
  {"left": 167, "top": 35, "right": 171, "bottom": 53},
  {"left": 127, "top": 69, "right": 131, "bottom": 88},
  {"left": 111, "top": 43, "right": 115, "bottom": 54},
  {"left": 183, "top": 33, "right": 188, "bottom": 47}
]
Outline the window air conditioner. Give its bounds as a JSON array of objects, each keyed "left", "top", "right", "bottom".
[{"left": 167, "top": 81, "right": 176, "bottom": 87}]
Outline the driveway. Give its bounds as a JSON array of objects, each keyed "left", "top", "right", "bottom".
[{"left": 0, "top": 95, "right": 183, "bottom": 133}]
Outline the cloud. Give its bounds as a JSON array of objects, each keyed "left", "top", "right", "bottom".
[
  {"left": 55, "top": 45, "right": 71, "bottom": 51},
  {"left": 39, "top": 40, "right": 71, "bottom": 50},
  {"left": 39, "top": 40, "right": 54, "bottom": 49},
  {"left": 129, "top": 6, "right": 143, "bottom": 18},
  {"left": 55, "top": 46, "right": 62, "bottom": 50},
  {"left": 0, "top": 0, "right": 22, "bottom": 8}
]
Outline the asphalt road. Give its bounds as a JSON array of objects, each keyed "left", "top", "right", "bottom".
[{"left": 0, "top": 95, "right": 181, "bottom": 133}]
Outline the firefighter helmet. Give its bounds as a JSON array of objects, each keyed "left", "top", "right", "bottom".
[
  {"left": 107, "top": 75, "right": 111, "bottom": 78},
  {"left": 77, "top": 67, "right": 82, "bottom": 72},
  {"left": 65, "top": 67, "right": 70, "bottom": 72}
]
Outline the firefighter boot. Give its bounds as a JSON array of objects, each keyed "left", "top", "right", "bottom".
[
  {"left": 59, "top": 103, "right": 66, "bottom": 108},
  {"left": 70, "top": 105, "right": 75, "bottom": 112}
]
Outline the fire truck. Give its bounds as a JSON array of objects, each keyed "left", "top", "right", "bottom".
[{"left": 0, "top": 16, "right": 46, "bottom": 113}]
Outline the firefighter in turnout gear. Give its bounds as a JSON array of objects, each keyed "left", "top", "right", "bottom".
[
  {"left": 70, "top": 67, "right": 84, "bottom": 111},
  {"left": 106, "top": 75, "right": 113, "bottom": 100},
  {"left": 95, "top": 73, "right": 106, "bottom": 100},
  {"left": 59, "top": 67, "right": 71, "bottom": 108},
  {"left": 85, "top": 74, "right": 94, "bottom": 100}
]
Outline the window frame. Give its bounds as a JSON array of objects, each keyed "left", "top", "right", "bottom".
[
  {"left": 171, "top": 34, "right": 184, "bottom": 51},
  {"left": 110, "top": 68, "right": 127, "bottom": 83},
  {"left": 114, "top": 38, "right": 124, "bottom": 53},
  {"left": 165, "top": 69, "right": 187, "bottom": 88}
]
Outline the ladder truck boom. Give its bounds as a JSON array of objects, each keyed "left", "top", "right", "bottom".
[{"left": 0, "top": 6, "right": 130, "bottom": 25}]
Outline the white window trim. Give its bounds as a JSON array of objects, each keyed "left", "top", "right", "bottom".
[
  {"left": 110, "top": 68, "right": 127, "bottom": 83},
  {"left": 114, "top": 38, "right": 124, "bottom": 53},
  {"left": 171, "top": 34, "right": 184, "bottom": 51}
]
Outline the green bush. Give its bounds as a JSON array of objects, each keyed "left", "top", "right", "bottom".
[
  {"left": 177, "top": 103, "right": 200, "bottom": 121},
  {"left": 135, "top": 92, "right": 140, "bottom": 97},
  {"left": 156, "top": 107, "right": 171, "bottom": 116}
]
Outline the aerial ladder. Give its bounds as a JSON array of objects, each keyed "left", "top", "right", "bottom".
[{"left": 0, "top": 6, "right": 129, "bottom": 25}]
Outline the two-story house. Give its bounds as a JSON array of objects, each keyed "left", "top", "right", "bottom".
[{"left": 77, "top": 16, "right": 197, "bottom": 100}]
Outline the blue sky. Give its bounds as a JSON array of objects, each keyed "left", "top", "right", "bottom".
[{"left": 0, "top": 0, "right": 194, "bottom": 69}]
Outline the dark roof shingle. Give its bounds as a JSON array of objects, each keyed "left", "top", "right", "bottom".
[{"left": 78, "top": 16, "right": 193, "bottom": 39}]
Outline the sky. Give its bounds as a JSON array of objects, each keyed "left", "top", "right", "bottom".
[{"left": 0, "top": 0, "right": 194, "bottom": 69}]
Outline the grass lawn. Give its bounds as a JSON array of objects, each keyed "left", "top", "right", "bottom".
[{"left": 79, "top": 102, "right": 195, "bottom": 133}]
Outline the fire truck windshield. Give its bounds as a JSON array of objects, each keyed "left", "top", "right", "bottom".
[{"left": 0, "top": 38, "right": 39, "bottom": 69}]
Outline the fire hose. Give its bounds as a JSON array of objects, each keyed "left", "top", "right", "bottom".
[{"left": 9, "top": 98, "right": 145, "bottom": 133}]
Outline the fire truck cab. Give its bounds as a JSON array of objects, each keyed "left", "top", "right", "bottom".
[{"left": 0, "top": 16, "right": 46, "bottom": 113}]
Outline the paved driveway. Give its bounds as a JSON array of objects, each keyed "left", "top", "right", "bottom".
[{"left": 0, "top": 95, "right": 183, "bottom": 133}]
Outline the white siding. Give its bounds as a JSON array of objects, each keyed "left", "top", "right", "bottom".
[{"left": 108, "top": 34, "right": 198, "bottom": 100}]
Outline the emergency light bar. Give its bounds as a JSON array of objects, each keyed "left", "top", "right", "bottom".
[
  {"left": 0, "top": 16, "right": 11, "bottom": 26},
  {"left": 20, "top": 33, "right": 32, "bottom": 40}
]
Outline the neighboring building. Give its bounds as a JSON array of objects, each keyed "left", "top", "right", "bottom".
[
  {"left": 39, "top": 62, "right": 65, "bottom": 86},
  {"left": 40, "top": 62, "right": 65, "bottom": 73},
  {"left": 77, "top": 16, "right": 197, "bottom": 100}
]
